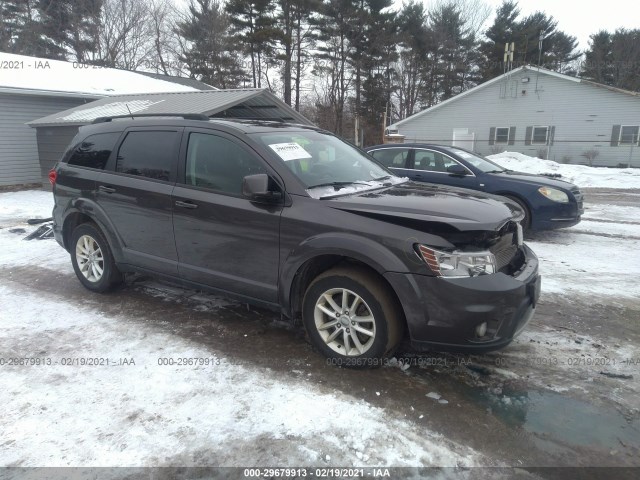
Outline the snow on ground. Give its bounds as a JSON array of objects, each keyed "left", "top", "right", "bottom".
[
  {"left": 0, "top": 190, "right": 482, "bottom": 467},
  {"left": 488, "top": 152, "right": 640, "bottom": 189},
  {"left": 0, "top": 283, "right": 480, "bottom": 467}
]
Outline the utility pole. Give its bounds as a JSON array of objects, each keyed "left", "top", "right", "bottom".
[{"left": 628, "top": 133, "right": 637, "bottom": 168}]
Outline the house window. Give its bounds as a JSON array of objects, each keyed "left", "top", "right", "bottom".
[
  {"left": 532, "top": 126, "right": 549, "bottom": 145},
  {"left": 494, "top": 127, "right": 509, "bottom": 144},
  {"left": 620, "top": 126, "right": 640, "bottom": 145}
]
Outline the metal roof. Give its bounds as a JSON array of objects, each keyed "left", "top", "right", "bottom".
[
  {"left": 28, "top": 89, "right": 312, "bottom": 127},
  {"left": 135, "top": 72, "right": 217, "bottom": 91}
]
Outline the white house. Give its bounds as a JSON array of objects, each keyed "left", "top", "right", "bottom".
[{"left": 389, "top": 66, "right": 640, "bottom": 167}]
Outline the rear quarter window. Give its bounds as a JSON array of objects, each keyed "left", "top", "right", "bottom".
[
  {"left": 115, "top": 131, "right": 179, "bottom": 181},
  {"left": 67, "top": 132, "right": 121, "bottom": 170}
]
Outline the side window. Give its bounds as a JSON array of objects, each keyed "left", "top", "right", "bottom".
[
  {"left": 185, "top": 132, "right": 266, "bottom": 195},
  {"left": 67, "top": 132, "right": 120, "bottom": 170},
  {"left": 370, "top": 149, "right": 409, "bottom": 168},
  {"left": 413, "top": 150, "right": 460, "bottom": 173},
  {"left": 116, "top": 131, "right": 178, "bottom": 181}
]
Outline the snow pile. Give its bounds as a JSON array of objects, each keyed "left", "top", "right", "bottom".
[
  {"left": 0, "top": 52, "right": 197, "bottom": 96},
  {"left": 487, "top": 151, "right": 640, "bottom": 189}
]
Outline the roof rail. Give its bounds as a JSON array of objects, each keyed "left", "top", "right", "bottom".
[{"left": 92, "top": 113, "right": 210, "bottom": 124}]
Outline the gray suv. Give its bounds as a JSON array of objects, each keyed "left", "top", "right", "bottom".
[{"left": 50, "top": 115, "right": 540, "bottom": 367}]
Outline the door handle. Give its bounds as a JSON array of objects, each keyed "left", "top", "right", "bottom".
[
  {"left": 99, "top": 185, "right": 115, "bottom": 194},
  {"left": 175, "top": 200, "right": 198, "bottom": 209}
]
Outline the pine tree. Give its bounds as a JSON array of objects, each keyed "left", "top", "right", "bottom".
[
  {"left": 226, "top": 0, "right": 277, "bottom": 88},
  {"left": 582, "top": 31, "right": 614, "bottom": 85},
  {"left": 36, "top": 0, "right": 102, "bottom": 61},
  {"left": 478, "top": 0, "right": 520, "bottom": 80},
  {"left": 175, "top": 0, "right": 246, "bottom": 88}
]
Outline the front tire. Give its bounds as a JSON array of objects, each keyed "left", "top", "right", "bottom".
[
  {"left": 302, "top": 267, "right": 404, "bottom": 368},
  {"left": 70, "top": 223, "right": 122, "bottom": 292}
]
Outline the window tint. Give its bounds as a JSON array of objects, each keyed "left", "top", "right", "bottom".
[
  {"left": 620, "top": 126, "right": 639, "bottom": 145},
  {"left": 494, "top": 127, "right": 509, "bottom": 144},
  {"left": 370, "top": 149, "right": 409, "bottom": 168},
  {"left": 116, "top": 131, "right": 178, "bottom": 181},
  {"left": 67, "top": 133, "right": 120, "bottom": 169},
  {"left": 185, "top": 133, "right": 265, "bottom": 195},
  {"left": 413, "top": 150, "right": 460, "bottom": 172}
]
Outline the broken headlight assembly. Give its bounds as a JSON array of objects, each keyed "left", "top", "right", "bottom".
[{"left": 416, "top": 244, "right": 497, "bottom": 278}]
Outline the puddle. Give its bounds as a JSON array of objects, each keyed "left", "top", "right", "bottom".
[{"left": 471, "top": 385, "right": 640, "bottom": 451}]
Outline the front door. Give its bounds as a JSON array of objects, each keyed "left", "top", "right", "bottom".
[
  {"left": 172, "top": 129, "right": 282, "bottom": 303},
  {"left": 408, "top": 149, "right": 479, "bottom": 189}
]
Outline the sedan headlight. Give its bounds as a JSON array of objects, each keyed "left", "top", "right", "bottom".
[
  {"left": 416, "top": 245, "right": 497, "bottom": 278},
  {"left": 538, "top": 186, "right": 569, "bottom": 203}
]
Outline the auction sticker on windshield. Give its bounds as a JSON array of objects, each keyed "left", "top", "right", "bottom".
[{"left": 269, "top": 143, "right": 312, "bottom": 161}]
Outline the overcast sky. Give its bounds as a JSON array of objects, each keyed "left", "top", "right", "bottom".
[{"left": 397, "top": 0, "right": 638, "bottom": 50}]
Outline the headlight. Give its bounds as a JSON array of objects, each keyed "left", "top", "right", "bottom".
[
  {"left": 416, "top": 245, "right": 497, "bottom": 277},
  {"left": 538, "top": 186, "right": 569, "bottom": 203}
]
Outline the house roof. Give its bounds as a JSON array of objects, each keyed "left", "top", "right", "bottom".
[
  {"left": 28, "top": 89, "right": 312, "bottom": 127},
  {"left": 390, "top": 65, "right": 640, "bottom": 129},
  {"left": 0, "top": 52, "right": 198, "bottom": 99}
]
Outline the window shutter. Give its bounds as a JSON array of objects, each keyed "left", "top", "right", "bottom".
[
  {"left": 549, "top": 126, "right": 555, "bottom": 146},
  {"left": 508, "top": 127, "right": 516, "bottom": 145},
  {"left": 488, "top": 127, "right": 495, "bottom": 145},
  {"left": 610, "top": 125, "right": 621, "bottom": 146},
  {"left": 525, "top": 127, "right": 533, "bottom": 145}
]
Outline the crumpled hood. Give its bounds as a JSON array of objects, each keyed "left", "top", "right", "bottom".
[{"left": 325, "top": 181, "right": 522, "bottom": 232}]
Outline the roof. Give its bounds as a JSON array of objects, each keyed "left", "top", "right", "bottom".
[
  {"left": 0, "top": 52, "right": 198, "bottom": 99},
  {"left": 135, "top": 71, "right": 216, "bottom": 91},
  {"left": 390, "top": 65, "right": 640, "bottom": 129},
  {"left": 28, "top": 89, "right": 312, "bottom": 127}
]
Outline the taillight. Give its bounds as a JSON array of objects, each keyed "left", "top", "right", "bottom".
[{"left": 48, "top": 169, "right": 57, "bottom": 185}]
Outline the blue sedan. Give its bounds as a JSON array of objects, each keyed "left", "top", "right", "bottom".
[{"left": 365, "top": 144, "right": 584, "bottom": 231}]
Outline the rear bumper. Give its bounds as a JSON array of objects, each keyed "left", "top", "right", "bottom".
[{"left": 385, "top": 244, "right": 540, "bottom": 353}]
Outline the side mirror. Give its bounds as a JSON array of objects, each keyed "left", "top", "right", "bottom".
[
  {"left": 242, "top": 174, "right": 282, "bottom": 203},
  {"left": 447, "top": 164, "right": 468, "bottom": 176}
]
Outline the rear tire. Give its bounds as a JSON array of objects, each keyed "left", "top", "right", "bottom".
[
  {"left": 302, "top": 266, "right": 404, "bottom": 368},
  {"left": 505, "top": 195, "right": 531, "bottom": 231},
  {"left": 70, "top": 223, "right": 122, "bottom": 293}
]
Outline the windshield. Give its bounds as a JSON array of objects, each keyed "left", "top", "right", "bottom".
[
  {"left": 447, "top": 148, "right": 506, "bottom": 173},
  {"left": 250, "top": 130, "right": 404, "bottom": 196}
]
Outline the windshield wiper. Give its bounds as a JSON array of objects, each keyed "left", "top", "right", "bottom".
[
  {"left": 486, "top": 169, "right": 506, "bottom": 173},
  {"left": 371, "top": 175, "right": 393, "bottom": 182},
  {"left": 307, "top": 181, "right": 372, "bottom": 190}
]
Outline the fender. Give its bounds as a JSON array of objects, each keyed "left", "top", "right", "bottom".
[
  {"left": 279, "top": 232, "right": 411, "bottom": 315},
  {"left": 61, "top": 197, "right": 126, "bottom": 263}
]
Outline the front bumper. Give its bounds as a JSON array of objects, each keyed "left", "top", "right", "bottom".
[{"left": 385, "top": 244, "right": 540, "bottom": 353}]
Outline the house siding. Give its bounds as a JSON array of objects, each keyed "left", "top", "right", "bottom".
[
  {"left": 0, "top": 93, "right": 89, "bottom": 186},
  {"left": 36, "top": 126, "right": 80, "bottom": 183},
  {"left": 393, "top": 70, "right": 640, "bottom": 167}
]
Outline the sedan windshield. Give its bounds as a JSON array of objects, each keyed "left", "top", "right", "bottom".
[
  {"left": 251, "top": 130, "right": 405, "bottom": 196},
  {"left": 447, "top": 148, "right": 506, "bottom": 173}
]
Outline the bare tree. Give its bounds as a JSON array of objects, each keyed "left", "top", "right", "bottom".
[
  {"left": 581, "top": 149, "right": 600, "bottom": 167},
  {"left": 95, "top": 0, "right": 154, "bottom": 70}
]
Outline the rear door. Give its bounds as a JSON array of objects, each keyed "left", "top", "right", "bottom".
[
  {"left": 98, "top": 127, "right": 182, "bottom": 275},
  {"left": 368, "top": 147, "right": 413, "bottom": 177},
  {"left": 172, "top": 128, "right": 283, "bottom": 303},
  {"left": 409, "top": 148, "right": 479, "bottom": 189}
]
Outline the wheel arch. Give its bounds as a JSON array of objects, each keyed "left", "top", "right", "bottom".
[
  {"left": 281, "top": 234, "right": 409, "bottom": 331},
  {"left": 61, "top": 200, "right": 124, "bottom": 262}
]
